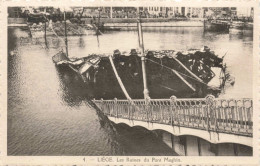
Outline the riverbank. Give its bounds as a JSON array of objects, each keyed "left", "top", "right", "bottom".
[
  {"left": 9, "top": 17, "right": 204, "bottom": 27},
  {"left": 80, "top": 17, "right": 203, "bottom": 23},
  {"left": 80, "top": 18, "right": 204, "bottom": 27},
  {"left": 8, "top": 18, "right": 27, "bottom": 27},
  {"left": 105, "top": 21, "right": 203, "bottom": 27}
]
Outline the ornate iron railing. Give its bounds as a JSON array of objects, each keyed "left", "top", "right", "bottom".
[{"left": 93, "top": 95, "right": 253, "bottom": 137}]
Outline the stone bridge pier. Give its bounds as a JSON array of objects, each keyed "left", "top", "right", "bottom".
[
  {"left": 160, "top": 131, "right": 252, "bottom": 156},
  {"left": 108, "top": 116, "right": 252, "bottom": 156}
]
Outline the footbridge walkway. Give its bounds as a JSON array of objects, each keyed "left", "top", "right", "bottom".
[{"left": 93, "top": 95, "right": 253, "bottom": 148}]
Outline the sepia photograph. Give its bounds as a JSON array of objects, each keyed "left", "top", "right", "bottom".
[{"left": 2, "top": 1, "right": 258, "bottom": 164}]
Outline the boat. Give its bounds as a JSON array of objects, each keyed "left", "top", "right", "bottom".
[
  {"left": 27, "top": 13, "right": 47, "bottom": 24},
  {"left": 204, "top": 19, "right": 230, "bottom": 32}
]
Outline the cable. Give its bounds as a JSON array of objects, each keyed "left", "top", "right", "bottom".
[{"left": 146, "top": 58, "right": 209, "bottom": 86}]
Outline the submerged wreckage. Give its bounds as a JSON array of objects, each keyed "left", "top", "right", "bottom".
[
  {"left": 53, "top": 46, "right": 225, "bottom": 99},
  {"left": 52, "top": 9, "right": 229, "bottom": 100}
]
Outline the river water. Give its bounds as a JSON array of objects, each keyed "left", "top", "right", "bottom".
[{"left": 7, "top": 26, "right": 253, "bottom": 155}]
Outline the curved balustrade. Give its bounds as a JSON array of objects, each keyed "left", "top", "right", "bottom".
[{"left": 93, "top": 95, "right": 253, "bottom": 137}]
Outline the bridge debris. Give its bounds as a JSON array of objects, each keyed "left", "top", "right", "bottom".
[{"left": 53, "top": 46, "right": 227, "bottom": 99}]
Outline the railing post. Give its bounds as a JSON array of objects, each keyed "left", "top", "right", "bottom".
[
  {"left": 128, "top": 99, "right": 132, "bottom": 120},
  {"left": 114, "top": 98, "right": 118, "bottom": 118},
  {"left": 249, "top": 100, "right": 253, "bottom": 131},
  {"left": 100, "top": 98, "right": 104, "bottom": 113},
  {"left": 93, "top": 98, "right": 96, "bottom": 104},
  {"left": 206, "top": 95, "right": 216, "bottom": 132},
  {"left": 170, "top": 96, "right": 177, "bottom": 126},
  {"left": 146, "top": 97, "right": 151, "bottom": 123},
  {"left": 213, "top": 98, "right": 218, "bottom": 132},
  {"left": 160, "top": 102, "right": 163, "bottom": 123}
]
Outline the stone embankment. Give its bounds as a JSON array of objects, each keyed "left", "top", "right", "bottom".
[{"left": 80, "top": 18, "right": 204, "bottom": 27}]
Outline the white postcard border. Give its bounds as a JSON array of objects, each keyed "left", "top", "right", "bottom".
[{"left": 0, "top": 0, "right": 259, "bottom": 165}]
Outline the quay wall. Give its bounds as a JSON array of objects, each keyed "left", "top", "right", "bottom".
[
  {"left": 105, "top": 21, "right": 203, "bottom": 27},
  {"left": 80, "top": 18, "right": 204, "bottom": 27},
  {"left": 81, "top": 18, "right": 203, "bottom": 23},
  {"left": 8, "top": 18, "right": 27, "bottom": 24},
  {"left": 8, "top": 17, "right": 204, "bottom": 27},
  {"left": 8, "top": 18, "right": 27, "bottom": 26}
]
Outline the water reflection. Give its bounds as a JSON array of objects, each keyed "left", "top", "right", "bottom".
[
  {"left": 55, "top": 66, "right": 94, "bottom": 106},
  {"left": 78, "top": 36, "right": 85, "bottom": 48},
  {"left": 229, "top": 33, "right": 253, "bottom": 41}
]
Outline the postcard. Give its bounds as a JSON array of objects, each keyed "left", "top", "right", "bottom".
[{"left": 0, "top": 0, "right": 259, "bottom": 165}]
